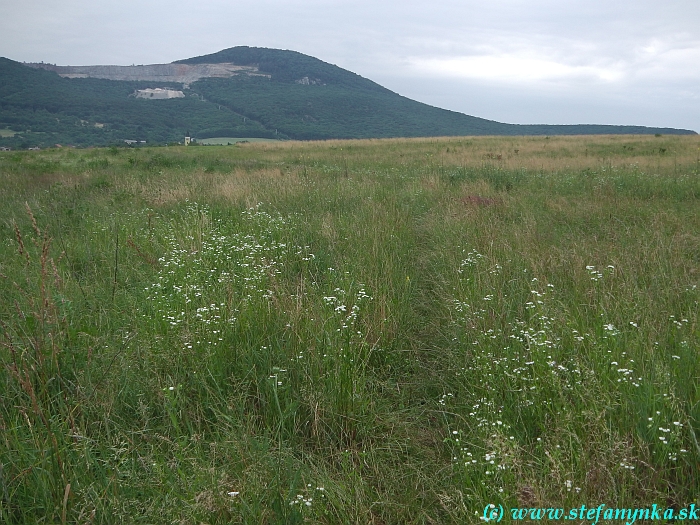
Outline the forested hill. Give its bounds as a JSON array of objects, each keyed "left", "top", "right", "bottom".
[
  {"left": 175, "top": 47, "right": 391, "bottom": 93},
  {"left": 0, "top": 46, "right": 695, "bottom": 148}
]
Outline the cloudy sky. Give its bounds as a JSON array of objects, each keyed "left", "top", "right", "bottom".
[{"left": 2, "top": 0, "right": 699, "bottom": 132}]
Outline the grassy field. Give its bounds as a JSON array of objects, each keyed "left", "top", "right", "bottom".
[
  {"left": 0, "top": 135, "right": 698, "bottom": 524},
  {"left": 0, "top": 129, "right": 17, "bottom": 138},
  {"left": 197, "top": 138, "right": 283, "bottom": 145}
]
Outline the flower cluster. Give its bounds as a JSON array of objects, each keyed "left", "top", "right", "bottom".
[
  {"left": 143, "top": 203, "right": 306, "bottom": 352},
  {"left": 289, "top": 485, "right": 326, "bottom": 508}
]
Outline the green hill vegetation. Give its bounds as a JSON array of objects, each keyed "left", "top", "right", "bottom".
[
  {"left": 0, "top": 46, "right": 696, "bottom": 148},
  {"left": 0, "top": 57, "right": 273, "bottom": 148}
]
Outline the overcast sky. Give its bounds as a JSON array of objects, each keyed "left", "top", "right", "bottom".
[{"left": 2, "top": 0, "right": 699, "bottom": 132}]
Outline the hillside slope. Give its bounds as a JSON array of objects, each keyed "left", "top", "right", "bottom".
[
  {"left": 0, "top": 57, "right": 274, "bottom": 147},
  {"left": 180, "top": 47, "right": 697, "bottom": 140},
  {"left": 0, "top": 47, "right": 695, "bottom": 148}
]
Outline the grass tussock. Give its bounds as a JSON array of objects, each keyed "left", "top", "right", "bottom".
[{"left": 0, "top": 135, "right": 698, "bottom": 524}]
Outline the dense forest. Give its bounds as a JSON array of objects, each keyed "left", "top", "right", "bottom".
[{"left": 0, "top": 47, "right": 695, "bottom": 148}]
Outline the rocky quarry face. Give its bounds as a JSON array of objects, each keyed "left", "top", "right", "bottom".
[
  {"left": 134, "top": 88, "right": 185, "bottom": 99},
  {"left": 26, "top": 62, "right": 269, "bottom": 86}
]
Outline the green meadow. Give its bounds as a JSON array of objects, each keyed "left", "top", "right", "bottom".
[
  {"left": 197, "top": 138, "right": 283, "bottom": 145},
  {"left": 0, "top": 135, "right": 698, "bottom": 524}
]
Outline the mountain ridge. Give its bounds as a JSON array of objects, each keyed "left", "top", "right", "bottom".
[{"left": 0, "top": 46, "right": 695, "bottom": 148}]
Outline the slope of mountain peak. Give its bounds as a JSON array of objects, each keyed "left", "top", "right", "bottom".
[
  {"left": 0, "top": 47, "right": 695, "bottom": 149},
  {"left": 174, "top": 46, "right": 390, "bottom": 92}
]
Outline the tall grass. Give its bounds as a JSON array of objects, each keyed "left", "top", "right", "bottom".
[{"left": 0, "top": 135, "right": 698, "bottom": 523}]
